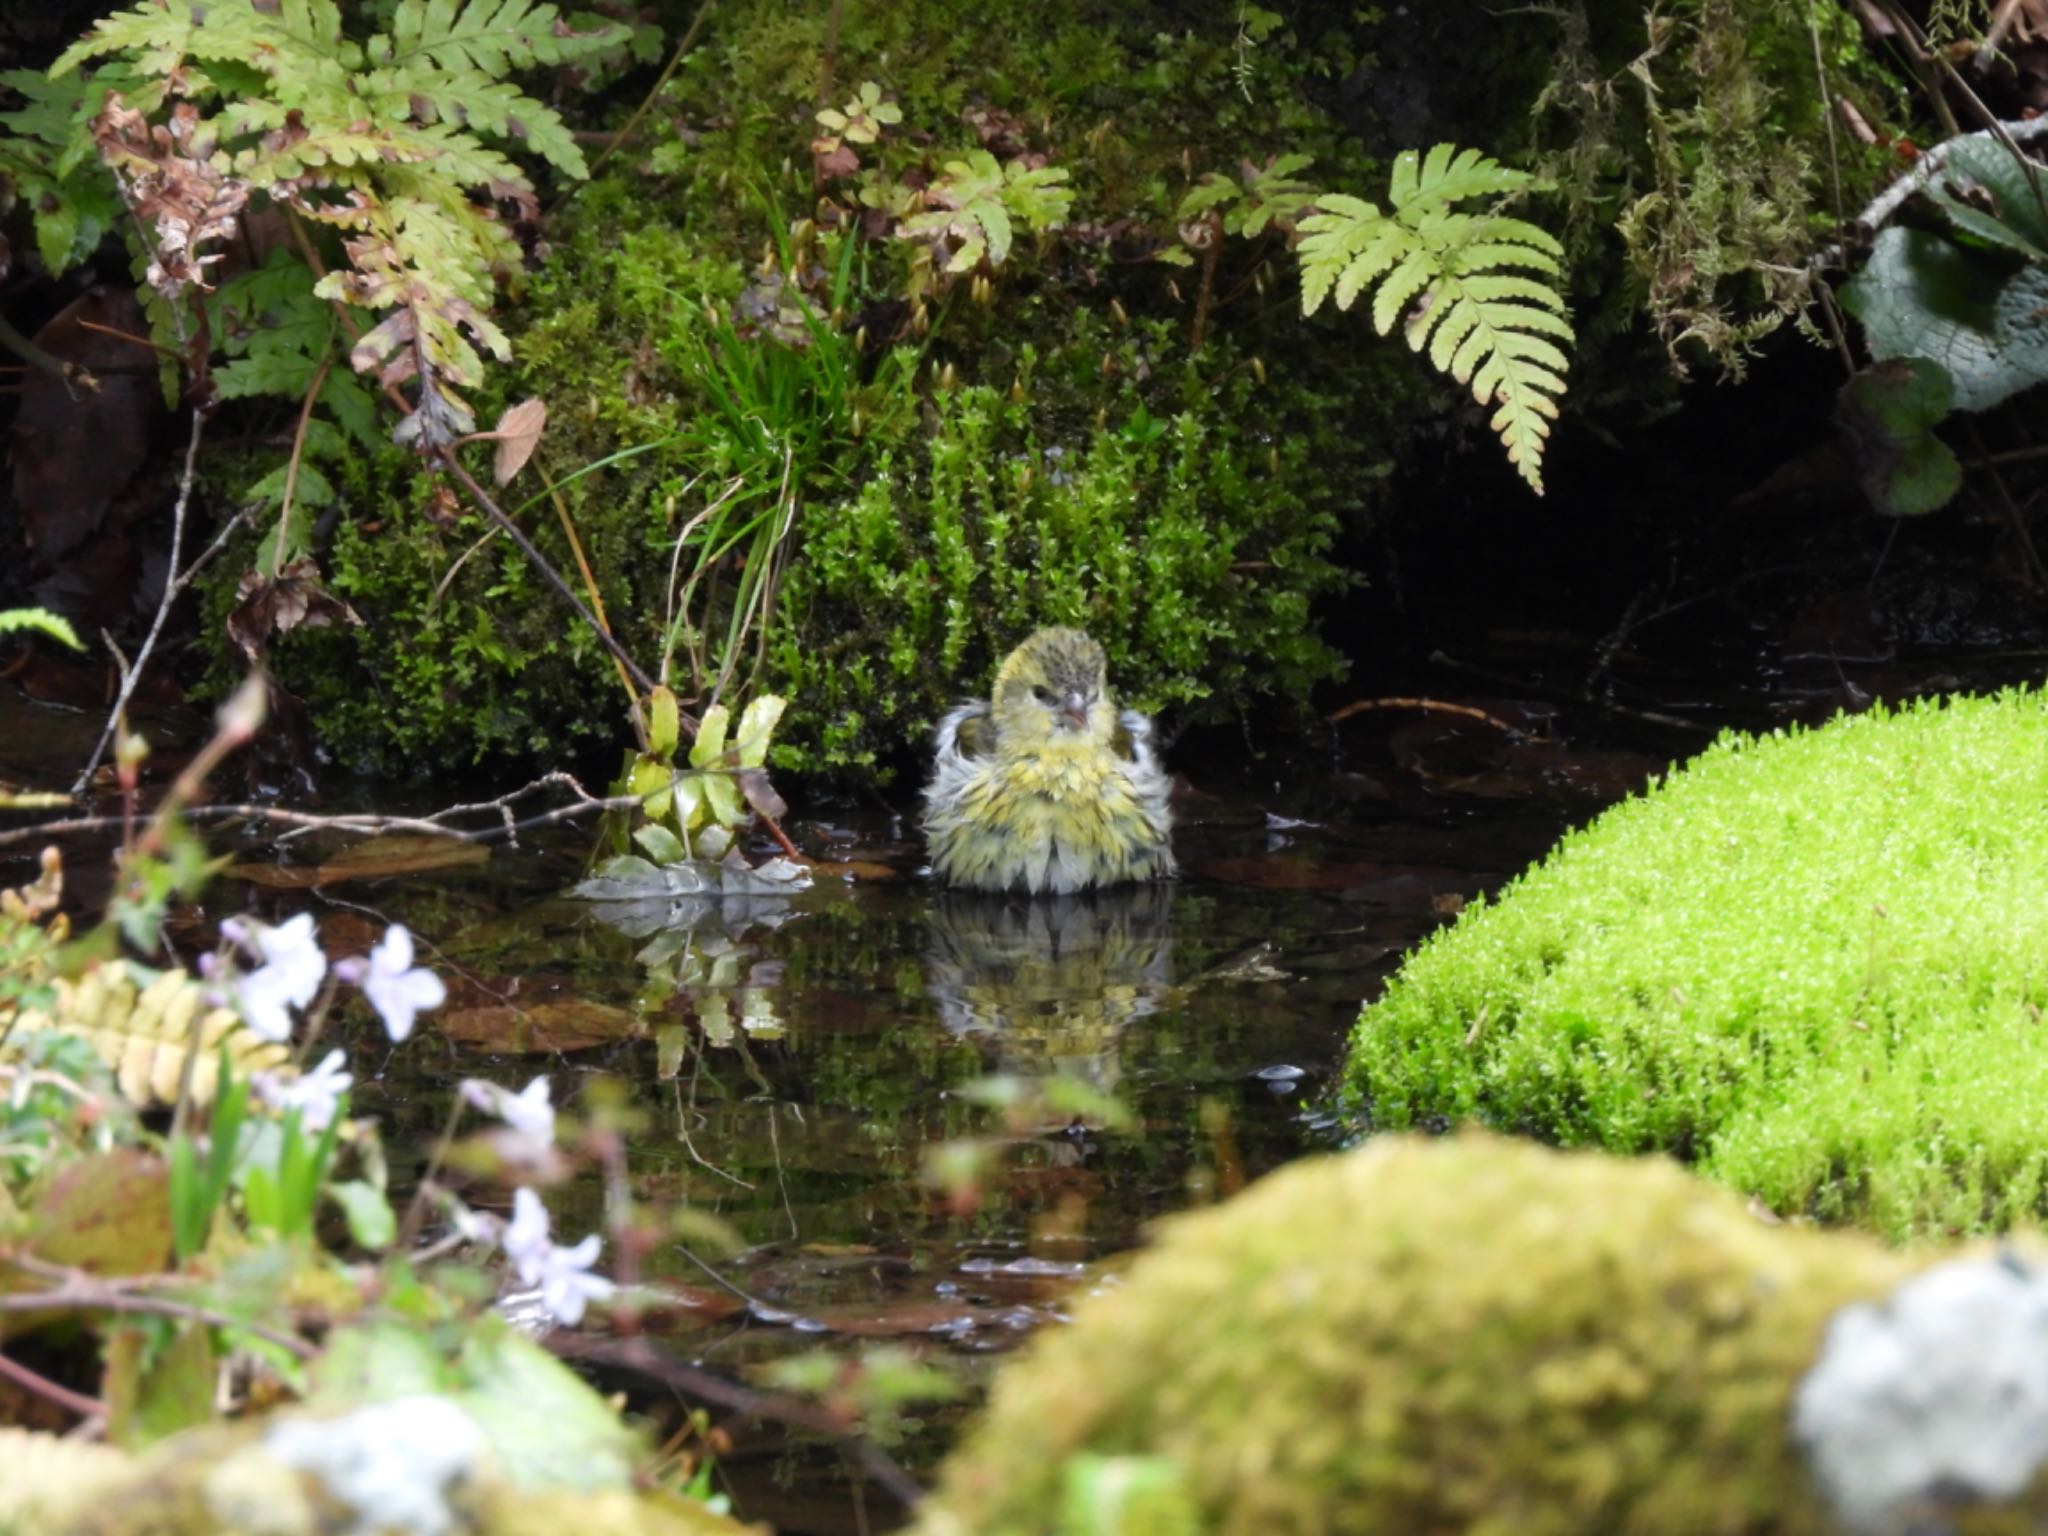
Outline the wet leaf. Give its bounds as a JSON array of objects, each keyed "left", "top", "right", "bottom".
[
  {"left": 489, "top": 397, "right": 547, "bottom": 486},
  {"left": 227, "top": 835, "right": 488, "bottom": 888},
  {"left": 633, "top": 824, "right": 686, "bottom": 864},
  {"left": 438, "top": 999, "right": 644, "bottom": 1053},
  {"left": 317, "top": 835, "right": 489, "bottom": 882},
  {"left": 570, "top": 854, "right": 811, "bottom": 902}
]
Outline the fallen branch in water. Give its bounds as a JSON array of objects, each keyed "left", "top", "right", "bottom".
[{"left": 0, "top": 771, "right": 637, "bottom": 851}]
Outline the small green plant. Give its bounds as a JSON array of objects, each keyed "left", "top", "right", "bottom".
[
  {"left": 1834, "top": 131, "right": 2048, "bottom": 519},
  {"left": 1295, "top": 145, "right": 1572, "bottom": 494},
  {"left": 615, "top": 690, "right": 789, "bottom": 867},
  {"left": 166, "top": 1046, "right": 252, "bottom": 1262},
  {"left": 898, "top": 148, "right": 1075, "bottom": 291}
]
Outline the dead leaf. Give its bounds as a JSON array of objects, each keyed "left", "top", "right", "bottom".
[
  {"left": 489, "top": 397, "right": 547, "bottom": 486},
  {"left": 226, "top": 558, "right": 363, "bottom": 662},
  {"left": 438, "top": 1000, "right": 644, "bottom": 1053},
  {"left": 24, "top": 1151, "right": 171, "bottom": 1279},
  {"left": 736, "top": 767, "right": 787, "bottom": 821},
  {"left": 317, "top": 835, "right": 489, "bottom": 881},
  {"left": 227, "top": 836, "right": 488, "bottom": 889},
  {"left": 92, "top": 96, "right": 249, "bottom": 296}
]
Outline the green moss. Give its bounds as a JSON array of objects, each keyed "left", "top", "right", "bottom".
[
  {"left": 1343, "top": 688, "right": 2048, "bottom": 1240},
  {"left": 766, "top": 319, "right": 1351, "bottom": 774},
  {"left": 919, "top": 1133, "right": 1915, "bottom": 1536},
  {"left": 245, "top": 0, "right": 1401, "bottom": 777}
]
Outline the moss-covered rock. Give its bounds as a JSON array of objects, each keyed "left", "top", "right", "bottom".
[
  {"left": 1343, "top": 687, "right": 2048, "bottom": 1241},
  {"left": 918, "top": 1132, "right": 1918, "bottom": 1536}
]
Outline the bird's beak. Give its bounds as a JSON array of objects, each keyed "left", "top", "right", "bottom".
[{"left": 1062, "top": 693, "right": 1089, "bottom": 729}]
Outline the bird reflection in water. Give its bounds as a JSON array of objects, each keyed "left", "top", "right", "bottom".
[{"left": 923, "top": 882, "right": 1176, "bottom": 1130}]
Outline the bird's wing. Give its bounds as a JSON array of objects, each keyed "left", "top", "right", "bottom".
[
  {"left": 935, "top": 700, "right": 997, "bottom": 762},
  {"left": 1113, "top": 708, "right": 1159, "bottom": 768}
]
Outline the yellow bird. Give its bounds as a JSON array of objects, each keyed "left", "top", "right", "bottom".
[{"left": 921, "top": 628, "right": 1176, "bottom": 894}]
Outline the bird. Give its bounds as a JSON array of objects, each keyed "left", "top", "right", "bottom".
[{"left": 921, "top": 627, "right": 1176, "bottom": 894}]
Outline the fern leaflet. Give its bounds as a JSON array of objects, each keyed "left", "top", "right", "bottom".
[{"left": 1298, "top": 143, "right": 1572, "bottom": 494}]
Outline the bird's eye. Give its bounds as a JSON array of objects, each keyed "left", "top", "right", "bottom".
[{"left": 1032, "top": 685, "right": 1056, "bottom": 704}]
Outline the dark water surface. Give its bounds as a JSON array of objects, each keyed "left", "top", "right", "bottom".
[{"left": 217, "top": 708, "right": 1659, "bottom": 1532}]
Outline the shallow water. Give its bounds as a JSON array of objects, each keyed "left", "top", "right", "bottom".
[{"left": 224, "top": 711, "right": 1648, "bottom": 1531}]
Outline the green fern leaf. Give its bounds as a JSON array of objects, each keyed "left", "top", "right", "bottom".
[
  {"left": 1391, "top": 143, "right": 1535, "bottom": 209},
  {"left": 0, "top": 609, "right": 84, "bottom": 650},
  {"left": 1294, "top": 144, "right": 1572, "bottom": 493},
  {"left": 367, "top": 0, "right": 624, "bottom": 79}
]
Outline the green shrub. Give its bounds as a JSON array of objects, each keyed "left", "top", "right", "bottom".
[
  {"left": 766, "top": 318, "right": 1349, "bottom": 774},
  {"left": 1343, "top": 688, "right": 2048, "bottom": 1240}
]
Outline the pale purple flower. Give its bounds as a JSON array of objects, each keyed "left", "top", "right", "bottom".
[
  {"left": 503, "top": 1187, "right": 553, "bottom": 1286},
  {"left": 228, "top": 913, "right": 327, "bottom": 1043},
  {"left": 461, "top": 1075, "right": 554, "bottom": 1147},
  {"left": 254, "top": 1049, "right": 354, "bottom": 1131},
  {"left": 536, "top": 1233, "right": 615, "bottom": 1326},
  {"left": 499, "top": 1186, "right": 615, "bottom": 1326},
  {"left": 336, "top": 925, "right": 446, "bottom": 1043}
]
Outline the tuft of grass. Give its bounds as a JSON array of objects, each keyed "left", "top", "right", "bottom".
[{"left": 1342, "top": 687, "right": 2048, "bottom": 1241}]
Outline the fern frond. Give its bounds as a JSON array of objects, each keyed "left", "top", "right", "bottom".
[
  {"left": 0, "top": 609, "right": 85, "bottom": 650},
  {"left": 1294, "top": 144, "right": 1572, "bottom": 494},
  {"left": 367, "top": 0, "right": 624, "bottom": 78},
  {"left": 4, "top": 962, "right": 289, "bottom": 1110},
  {"left": 1391, "top": 143, "right": 1536, "bottom": 209}
]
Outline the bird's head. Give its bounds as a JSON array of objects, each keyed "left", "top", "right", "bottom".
[{"left": 991, "top": 627, "right": 1116, "bottom": 747}]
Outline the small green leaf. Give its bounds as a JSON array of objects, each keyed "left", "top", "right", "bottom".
[
  {"left": 647, "top": 687, "right": 680, "bottom": 760},
  {"left": 633, "top": 824, "right": 686, "bottom": 865},
  {"left": 328, "top": 1180, "right": 397, "bottom": 1251},
  {"left": 0, "top": 609, "right": 85, "bottom": 650},
  {"left": 733, "top": 694, "right": 786, "bottom": 769},
  {"left": 689, "top": 704, "right": 731, "bottom": 769}
]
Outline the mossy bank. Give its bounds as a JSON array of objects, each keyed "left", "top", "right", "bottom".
[{"left": 1344, "top": 687, "right": 2048, "bottom": 1240}]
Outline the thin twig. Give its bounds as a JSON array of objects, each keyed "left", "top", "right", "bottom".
[
  {"left": 1809, "top": 112, "right": 2048, "bottom": 272},
  {"left": 1326, "top": 696, "right": 1529, "bottom": 736},
  {"left": 71, "top": 402, "right": 208, "bottom": 797},
  {"left": 272, "top": 357, "right": 333, "bottom": 578},
  {"left": 0, "top": 1265, "right": 316, "bottom": 1360},
  {"left": 431, "top": 447, "right": 665, "bottom": 704},
  {"left": 0, "top": 1347, "right": 105, "bottom": 1419},
  {"left": 574, "top": 0, "right": 717, "bottom": 193},
  {"left": 0, "top": 774, "right": 641, "bottom": 852}
]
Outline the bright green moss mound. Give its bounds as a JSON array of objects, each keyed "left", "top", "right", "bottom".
[
  {"left": 1343, "top": 688, "right": 2048, "bottom": 1240},
  {"left": 919, "top": 1134, "right": 1913, "bottom": 1536}
]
